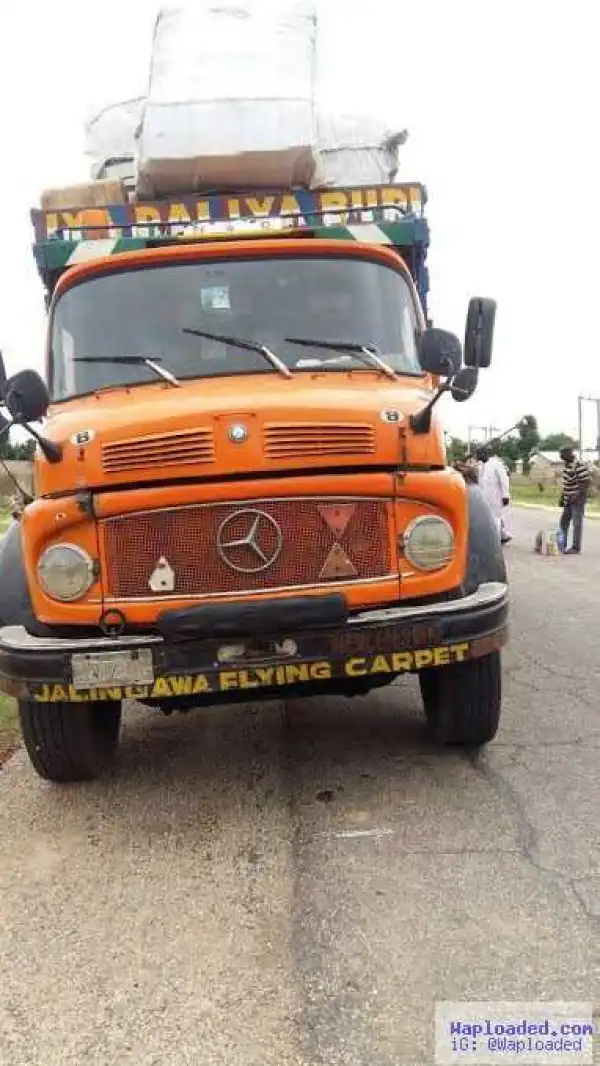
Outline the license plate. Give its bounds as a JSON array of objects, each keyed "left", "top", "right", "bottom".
[{"left": 71, "top": 649, "right": 155, "bottom": 690}]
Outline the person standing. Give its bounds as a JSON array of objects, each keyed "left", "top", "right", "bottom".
[
  {"left": 477, "top": 445, "right": 512, "bottom": 543},
  {"left": 559, "top": 447, "right": 591, "bottom": 554}
]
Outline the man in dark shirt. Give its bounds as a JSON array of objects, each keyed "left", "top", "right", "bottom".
[{"left": 559, "top": 446, "right": 591, "bottom": 553}]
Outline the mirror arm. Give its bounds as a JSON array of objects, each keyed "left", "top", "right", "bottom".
[
  {"left": 409, "top": 381, "right": 451, "bottom": 435},
  {"left": 23, "top": 423, "right": 63, "bottom": 464},
  {"left": 1, "top": 410, "right": 63, "bottom": 464}
]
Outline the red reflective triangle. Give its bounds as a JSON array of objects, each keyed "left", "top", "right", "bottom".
[
  {"left": 319, "top": 542, "right": 358, "bottom": 580},
  {"left": 318, "top": 503, "right": 356, "bottom": 539}
]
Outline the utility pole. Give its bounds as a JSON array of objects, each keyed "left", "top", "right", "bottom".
[{"left": 578, "top": 395, "right": 600, "bottom": 460}]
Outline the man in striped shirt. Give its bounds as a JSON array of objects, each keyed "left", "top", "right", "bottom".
[{"left": 559, "top": 447, "right": 592, "bottom": 553}]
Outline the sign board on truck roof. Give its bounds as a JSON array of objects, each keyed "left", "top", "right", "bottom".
[{"left": 31, "top": 182, "right": 426, "bottom": 242}]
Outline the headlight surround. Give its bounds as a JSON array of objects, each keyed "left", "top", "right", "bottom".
[
  {"left": 402, "top": 515, "right": 454, "bottom": 571},
  {"left": 37, "top": 543, "right": 95, "bottom": 602}
]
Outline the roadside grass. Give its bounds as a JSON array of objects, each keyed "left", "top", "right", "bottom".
[
  {"left": 0, "top": 693, "right": 19, "bottom": 765},
  {"left": 511, "top": 483, "right": 600, "bottom": 512},
  {"left": 0, "top": 508, "right": 11, "bottom": 532},
  {"left": 511, "top": 483, "right": 561, "bottom": 506}
]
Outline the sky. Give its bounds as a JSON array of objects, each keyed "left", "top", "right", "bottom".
[{"left": 1, "top": 0, "right": 598, "bottom": 446}]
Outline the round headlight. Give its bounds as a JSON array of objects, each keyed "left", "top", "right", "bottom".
[
  {"left": 403, "top": 515, "right": 454, "bottom": 571},
  {"left": 38, "top": 544, "right": 95, "bottom": 602}
]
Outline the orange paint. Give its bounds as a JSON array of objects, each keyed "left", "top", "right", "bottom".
[{"left": 27, "top": 237, "right": 467, "bottom": 629}]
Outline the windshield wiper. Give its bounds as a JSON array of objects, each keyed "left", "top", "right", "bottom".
[
  {"left": 181, "top": 328, "right": 292, "bottom": 379},
  {"left": 285, "top": 338, "right": 399, "bottom": 381},
  {"left": 73, "top": 355, "right": 181, "bottom": 387}
]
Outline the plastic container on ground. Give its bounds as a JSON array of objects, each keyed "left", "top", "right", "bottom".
[{"left": 136, "top": 2, "right": 318, "bottom": 197}]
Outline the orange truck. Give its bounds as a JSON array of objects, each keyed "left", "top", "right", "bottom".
[{"left": 0, "top": 181, "right": 508, "bottom": 781}]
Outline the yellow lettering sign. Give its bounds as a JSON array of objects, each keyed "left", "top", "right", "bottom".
[
  {"left": 31, "top": 644, "right": 474, "bottom": 704},
  {"left": 381, "top": 187, "right": 410, "bottom": 210},
  {"left": 285, "top": 663, "right": 309, "bottom": 683},
  {"left": 413, "top": 649, "right": 434, "bottom": 669},
  {"left": 125, "top": 684, "right": 151, "bottom": 700},
  {"left": 168, "top": 204, "right": 191, "bottom": 225},
  {"left": 168, "top": 675, "right": 193, "bottom": 696},
  {"left": 280, "top": 193, "right": 301, "bottom": 215},
  {"left": 192, "top": 674, "right": 211, "bottom": 694},
  {"left": 370, "top": 654, "right": 392, "bottom": 674},
  {"left": 45, "top": 212, "right": 59, "bottom": 236},
  {"left": 320, "top": 191, "right": 349, "bottom": 212},
  {"left": 391, "top": 652, "right": 413, "bottom": 672},
  {"left": 61, "top": 210, "right": 89, "bottom": 230},
  {"left": 345, "top": 657, "right": 367, "bottom": 677},
  {"left": 151, "top": 677, "right": 172, "bottom": 698},
  {"left": 134, "top": 205, "right": 161, "bottom": 226},
  {"left": 434, "top": 646, "right": 450, "bottom": 666},
  {"left": 246, "top": 196, "right": 276, "bottom": 217},
  {"left": 309, "top": 661, "right": 332, "bottom": 680}
]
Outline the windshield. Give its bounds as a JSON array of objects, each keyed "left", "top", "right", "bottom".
[{"left": 50, "top": 255, "right": 423, "bottom": 400}]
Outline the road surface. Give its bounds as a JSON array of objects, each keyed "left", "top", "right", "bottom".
[{"left": 0, "top": 507, "right": 598, "bottom": 1065}]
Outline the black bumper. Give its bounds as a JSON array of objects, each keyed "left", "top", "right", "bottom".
[{"left": 0, "top": 582, "right": 509, "bottom": 705}]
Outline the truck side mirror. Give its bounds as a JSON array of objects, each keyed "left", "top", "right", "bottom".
[
  {"left": 3, "top": 369, "right": 50, "bottom": 423},
  {"left": 464, "top": 297, "right": 496, "bottom": 368},
  {"left": 417, "top": 328, "right": 462, "bottom": 378},
  {"left": 450, "top": 366, "right": 479, "bottom": 402}
]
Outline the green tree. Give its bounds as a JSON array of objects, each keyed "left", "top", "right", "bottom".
[
  {"left": 446, "top": 436, "right": 469, "bottom": 463},
  {"left": 12, "top": 439, "right": 36, "bottom": 460},
  {"left": 0, "top": 429, "right": 37, "bottom": 461},
  {"left": 516, "top": 415, "right": 540, "bottom": 474},
  {"left": 538, "top": 432, "right": 578, "bottom": 452},
  {"left": 496, "top": 436, "right": 520, "bottom": 472}
]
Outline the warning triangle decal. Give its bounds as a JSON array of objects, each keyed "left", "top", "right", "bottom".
[
  {"left": 318, "top": 503, "right": 356, "bottom": 539},
  {"left": 319, "top": 542, "right": 358, "bottom": 580}
]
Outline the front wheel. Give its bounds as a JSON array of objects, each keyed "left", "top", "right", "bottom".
[
  {"left": 18, "top": 699, "right": 122, "bottom": 782},
  {"left": 419, "top": 651, "right": 501, "bottom": 747}
]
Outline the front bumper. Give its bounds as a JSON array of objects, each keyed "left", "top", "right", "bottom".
[{"left": 0, "top": 582, "right": 508, "bottom": 704}]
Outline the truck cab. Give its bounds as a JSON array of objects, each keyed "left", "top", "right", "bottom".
[{"left": 0, "top": 182, "right": 508, "bottom": 781}]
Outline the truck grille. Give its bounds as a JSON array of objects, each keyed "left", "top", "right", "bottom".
[
  {"left": 102, "top": 497, "right": 391, "bottom": 599},
  {"left": 102, "top": 429, "right": 215, "bottom": 474},
  {"left": 264, "top": 422, "right": 375, "bottom": 459}
]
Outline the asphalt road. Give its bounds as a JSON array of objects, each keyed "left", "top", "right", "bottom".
[{"left": 0, "top": 507, "right": 598, "bottom": 1065}]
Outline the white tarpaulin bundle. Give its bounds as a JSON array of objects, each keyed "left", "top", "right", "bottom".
[
  {"left": 85, "top": 98, "right": 145, "bottom": 182},
  {"left": 314, "top": 114, "right": 409, "bottom": 188},
  {"left": 136, "top": 1, "right": 318, "bottom": 197}
]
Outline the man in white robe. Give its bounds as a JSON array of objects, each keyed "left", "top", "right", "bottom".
[{"left": 477, "top": 446, "right": 512, "bottom": 543}]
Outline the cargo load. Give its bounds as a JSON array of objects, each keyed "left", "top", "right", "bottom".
[
  {"left": 314, "top": 114, "right": 408, "bottom": 188},
  {"left": 136, "top": 1, "right": 318, "bottom": 198},
  {"left": 84, "top": 98, "right": 145, "bottom": 183},
  {"left": 40, "top": 179, "right": 127, "bottom": 212}
]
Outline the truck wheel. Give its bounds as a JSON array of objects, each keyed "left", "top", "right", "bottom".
[
  {"left": 419, "top": 651, "right": 501, "bottom": 746},
  {"left": 18, "top": 699, "right": 122, "bottom": 782}
]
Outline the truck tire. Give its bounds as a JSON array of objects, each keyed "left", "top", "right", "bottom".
[
  {"left": 419, "top": 651, "right": 501, "bottom": 746},
  {"left": 18, "top": 699, "right": 122, "bottom": 782}
]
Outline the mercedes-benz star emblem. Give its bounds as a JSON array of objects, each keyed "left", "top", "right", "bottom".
[
  {"left": 217, "top": 509, "right": 283, "bottom": 573},
  {"left": 228, "top": 423, "right": 249, "bottom": 443}
]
